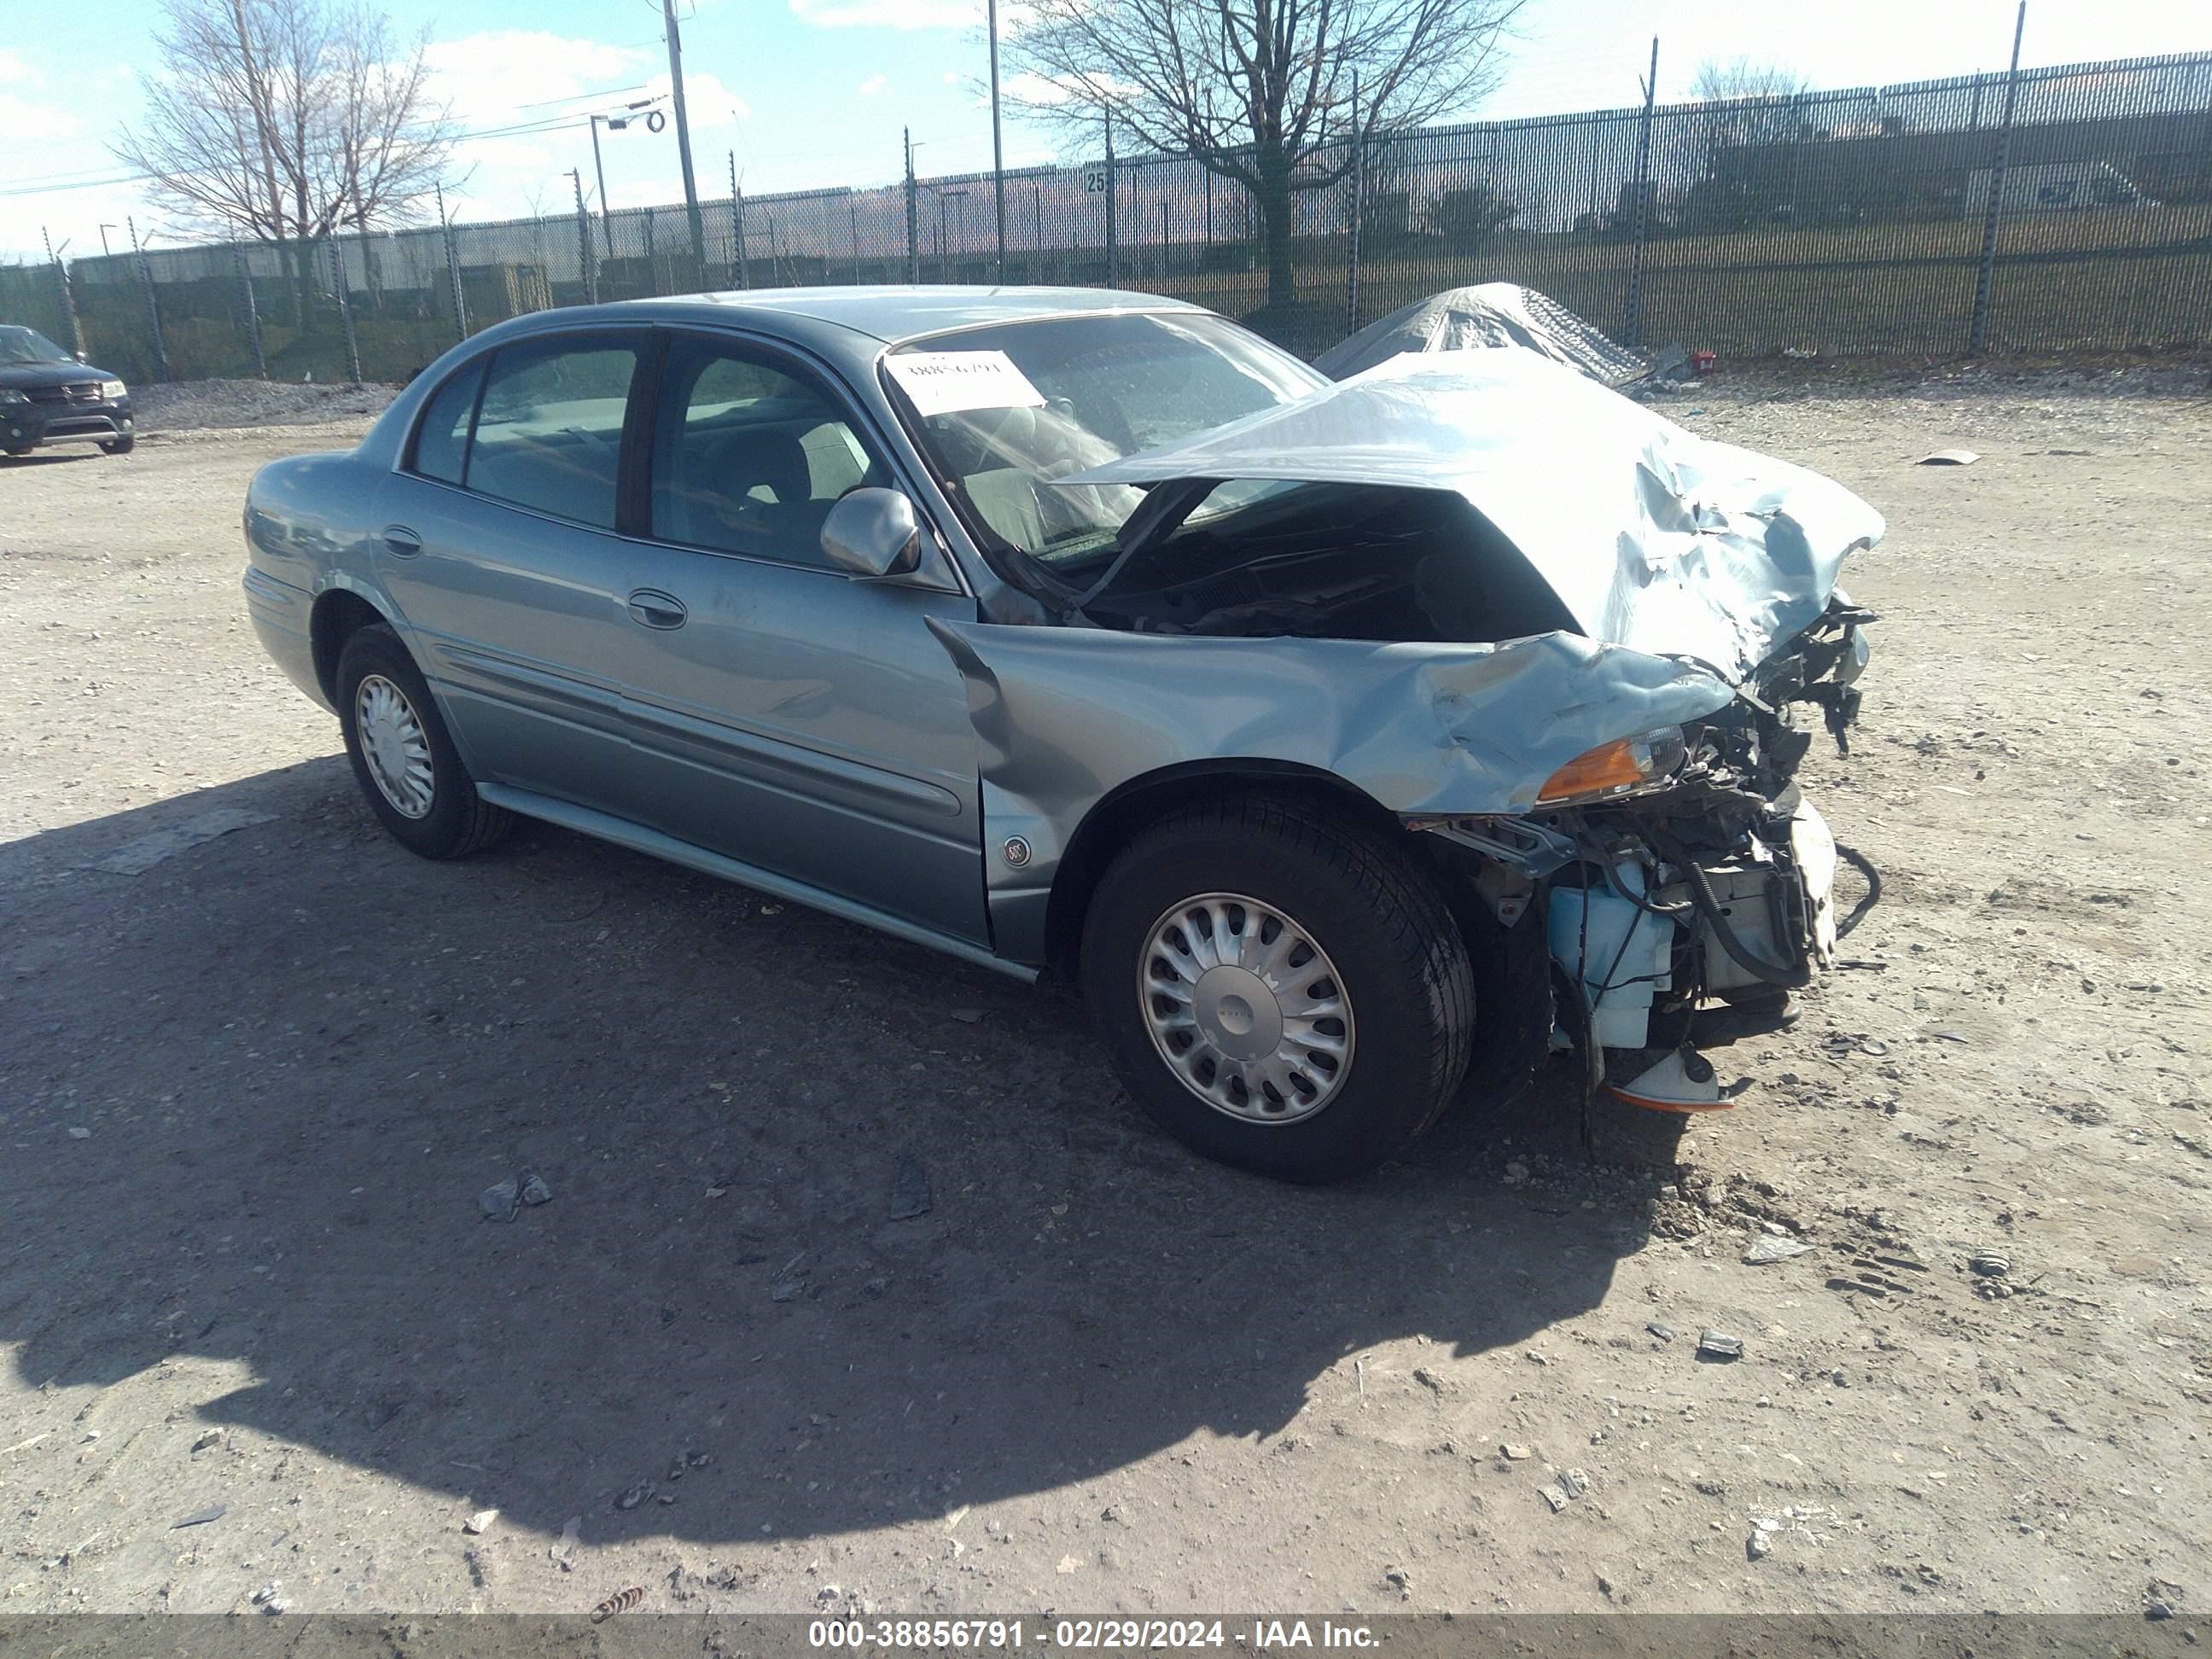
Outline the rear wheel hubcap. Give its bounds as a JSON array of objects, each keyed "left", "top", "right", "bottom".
[{"left": 355, "top": 673, "right": 435, "bottom": 820}]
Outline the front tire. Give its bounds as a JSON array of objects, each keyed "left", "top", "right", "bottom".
[
  {"left": 100, "top": 437, "right": 135, "bottom": 455},
  {"left": 1080, "top": 797, "right": 1474, "bottom": 1183},
  {"left": 335, "top": 622, "right": 513, "bottom": 859}
]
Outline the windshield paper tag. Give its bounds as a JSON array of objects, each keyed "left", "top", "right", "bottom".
[{"left": 887, "top": 351, "right": 1046, "bottom": 416}]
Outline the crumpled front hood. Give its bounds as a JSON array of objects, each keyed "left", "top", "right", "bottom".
[{"left": 1063, "top": 349, "right": 1884, "bottom": 684}]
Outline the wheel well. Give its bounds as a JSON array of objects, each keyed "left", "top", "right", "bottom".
[
  {"left": 1040, "top": 762, "right": 1404, "bottom": 979},
  {"left": 310, "top": 589, "right": 387, "bottom": 705}
]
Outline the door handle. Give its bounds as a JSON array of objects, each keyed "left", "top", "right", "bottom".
[
  {"left": 626, "top": 589, "right": 688, "bottom": 630},
  {"left": 381, "top": 524, "right": 422, "bottom": 556}
]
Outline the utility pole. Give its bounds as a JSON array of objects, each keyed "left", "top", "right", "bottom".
[
  {"left": 661, "top": 0, "right": 709, "bottom": 272},
  {"left": 590, "top": 114, "right": 614, "bottom": 258},
  {"left": 987, "top": 0, "right": 1006, "bottom": 281}
]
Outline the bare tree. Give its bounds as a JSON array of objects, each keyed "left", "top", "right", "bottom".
[
  {"left": 114, "top": 0, "right": 453, "bottom": 315},
  {"left": 1681, "top": 57, "right": 1812, "bottom": 231},
  {"left": 1004, "top": 0, "right": 1522, "bottom": 311},
  {"left": 1690, "top": 57, "right": 1812, "bottom": 157}
]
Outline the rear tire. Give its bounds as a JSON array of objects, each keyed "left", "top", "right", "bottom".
[
  {"left": 335, "top": 622, "right": 514, "bottom": 859},
  {"left": 1080, "top": 796, "right": 1474, "bottom": 1183}
]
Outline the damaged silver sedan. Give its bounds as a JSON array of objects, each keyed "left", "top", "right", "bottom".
[{"left": 242, "top": 288, "right": 1880, "bottom": 1182}]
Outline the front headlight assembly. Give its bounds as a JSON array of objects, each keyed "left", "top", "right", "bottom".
[
  {"left": 1536, "top": 725, "right": 1687, "bottom": 808},
  {"left": 100, "top": 379, "right": 128, "bottom": 401}
]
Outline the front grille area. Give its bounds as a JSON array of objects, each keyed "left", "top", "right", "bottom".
[{"left": 25, "top": 383, "right": 102, "bottom": 405}]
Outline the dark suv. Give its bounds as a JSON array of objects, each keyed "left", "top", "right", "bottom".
[{"left": 1, "top": 325, "right": 134, "bottom": 457}]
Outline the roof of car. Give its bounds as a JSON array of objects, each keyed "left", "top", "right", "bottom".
[{"left": 614, "top": 285, "right": 1208, "bottom": 344}]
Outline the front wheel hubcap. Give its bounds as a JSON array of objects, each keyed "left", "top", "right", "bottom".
[
  {"left": 1138, "top": 892, "right": 1356, "bottom": 1124},
  {"left": 354, "top": 673, "right": 435, "bottom": 820}
]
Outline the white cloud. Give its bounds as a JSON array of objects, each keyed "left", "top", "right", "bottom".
[
  {"left": 643, "top": 69, "right": 749, "bottom": 127},
  {"left": 941, "top": 69, "right": 961, "bottom": 84},
  {"left": 0, "top": 90, "right": 80, "bottom": 135},
  {"left": 424, "top": 30, "right": 651, "bottom": 123},
  {"left": 790, "top": 0, "right": 981, "bottom": 27},
  {"left": 859, "top": 73, "right": 888, "bottom": 96},
  {"left": 0, "top": 48, "right": 36, "bottom": 84}
]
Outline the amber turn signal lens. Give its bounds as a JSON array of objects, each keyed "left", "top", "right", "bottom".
[{"left": 1537, "top": 727, "right": 1685, "bottom": 806}]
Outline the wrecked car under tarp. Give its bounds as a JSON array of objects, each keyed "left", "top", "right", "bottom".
[
  {"left": 936, "top": 347, "right": 1883, "bottom": 1113},
  {"left": 1312, "top": 282, "right": 1653, "bottom": 386}
]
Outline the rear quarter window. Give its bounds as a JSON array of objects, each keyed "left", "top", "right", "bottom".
[{"left": 409, "top": 361, "right": 484, "bottom": 484}]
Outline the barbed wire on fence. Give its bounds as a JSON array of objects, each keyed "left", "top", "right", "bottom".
[{"left": 7, "top": 48, "right": 2206, "bottom": 386}]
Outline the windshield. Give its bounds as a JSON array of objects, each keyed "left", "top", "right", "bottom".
[
  {"left": 884, "top": 311, "right": 1324, "bottom": 564},
  {"left": 0, "top": 326, "right": 73, "bottom": 365}
]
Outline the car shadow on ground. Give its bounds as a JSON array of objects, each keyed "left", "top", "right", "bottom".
[
  {"left": 0, "top": 451, "right": 101, "bottom": 468},
  {"left": 0, "top": 760, "right": 1685, "bottom": 1546}
]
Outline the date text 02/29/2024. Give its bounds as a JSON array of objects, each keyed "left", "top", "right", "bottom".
[{"left": 807, "top": 1621, "right": 1380, "bottom": 1650}]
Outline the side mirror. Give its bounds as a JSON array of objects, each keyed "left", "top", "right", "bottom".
[
  {"left": 821, "top": 487, "right": 924, "bottom": 579},
  {"left": 73, "top": 351, "right": 87, "bottom": 364}
]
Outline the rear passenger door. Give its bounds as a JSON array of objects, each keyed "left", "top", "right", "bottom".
[
  {"left": 612, "top": 331, "right": 988, "bottom": 945},
  {"left": 373, "top": 330, "right": 645, "bottom": 810}
]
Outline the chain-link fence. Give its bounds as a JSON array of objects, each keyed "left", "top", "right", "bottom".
[{"left": 29, "top": 49, "right": 2211, "bottom": 386}]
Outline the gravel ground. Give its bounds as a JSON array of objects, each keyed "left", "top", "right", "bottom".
[
  {"left": 0, "top": 375, "right": 2207, "bottom": 1620},
  {"left": 131, "top": 378, "right": 399, "bottom": 434}
]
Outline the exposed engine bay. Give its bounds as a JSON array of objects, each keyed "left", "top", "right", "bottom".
[{"left": 1072, "top": 481, "right": 1578, "bottom": 643}]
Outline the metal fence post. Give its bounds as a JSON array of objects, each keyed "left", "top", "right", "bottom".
[
  {"left": 1968, "top": 2, "right": 2028, "bottom": 357},
  {"left": 573, "top": 169, "right": 598, "bottom": 304},
  {"left": 728, "top": 151, "right": 744, "bottom": 289},
  {"left": 329, "top": 235, "right": 362, "bottom": 385},
  {"left": 1623, "top": 36, "right": 1659, "bottom": 349},
  {"left": 127, "top": 217, "right": 167, "bottom": 382},
  {"left": 1105, "top": 109, "right": 1118, "bottom": 288},
  {"left": 1346, "top": 71, "right": 1364, "bottom": 335},
  {"left": 904, "top": 127, "right": 918, "bottom": 283},
  {"left": 236, "top": 244, "right": 267, "bottom": 379},
  {"left": 436, "top": 184, "right": 468, "bottom": 342},
  {"left": 43, "top": 227, "right": 84, "bottom": 357}
]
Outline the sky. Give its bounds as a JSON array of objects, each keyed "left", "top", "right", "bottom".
[{"left": 3, "top": 0, "right": 2209, "bottom": 263}]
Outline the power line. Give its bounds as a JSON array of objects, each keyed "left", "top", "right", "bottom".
[{"left": 0, "top": 112, "right": 593, "bottom": 200}]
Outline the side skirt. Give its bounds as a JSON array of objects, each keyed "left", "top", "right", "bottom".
[{"left": 474, "top": 783, "right": 1037, "bottom": 985}]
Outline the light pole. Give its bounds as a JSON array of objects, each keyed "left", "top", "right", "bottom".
[
  {"left": 98, "top": 223, "right": 117, "bottom": 259},
  {"left": 591, "top": 98, "right": 668, "bottom": 261}
]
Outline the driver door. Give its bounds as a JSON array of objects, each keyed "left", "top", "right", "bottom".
[{"left": 612, "top": 332, "right": 988, "bottom": 945}]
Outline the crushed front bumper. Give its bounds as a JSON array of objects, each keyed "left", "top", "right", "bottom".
[{"left": 1415, "top": 602, "right": 1876, "bottom": 1111}]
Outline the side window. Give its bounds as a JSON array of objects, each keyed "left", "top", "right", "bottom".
[
  {"left": 649, "top": 339, "right": 889, "bottom": 568},
  {"left": 465, "top": 338, "right": 640, "bottom": 529},
  {"left": 409, "top": 360, "right": 482, "bottom": 484}
]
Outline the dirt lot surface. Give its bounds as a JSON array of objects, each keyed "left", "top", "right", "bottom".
[{"left": 1, "top": 376, "right": 2207, "bottom": 1621}]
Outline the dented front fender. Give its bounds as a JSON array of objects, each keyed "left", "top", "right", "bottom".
[{"left": 928, "top": 620, "right": 1737, "bottom": 966}]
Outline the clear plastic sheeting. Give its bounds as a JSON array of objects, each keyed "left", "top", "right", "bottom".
[
  {"left": 1062, "top": 350, "right": 1885, "bottom": 684},
  {"left": 1312, "top": 284, "right": 1651, "bottom": 386}
]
